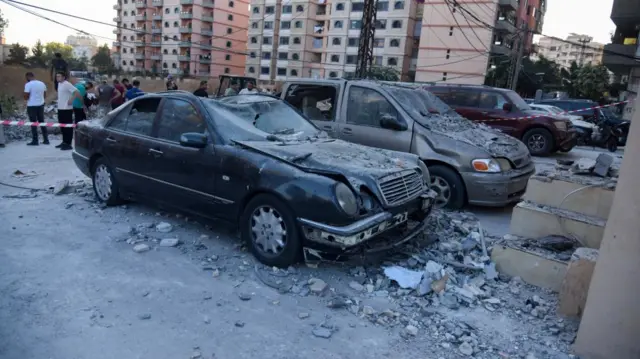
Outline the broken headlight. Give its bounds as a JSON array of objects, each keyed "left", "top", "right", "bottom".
[
  {"left": 553, "top": 121, "right": 567, "bottom": 131},
  {"left": 471, "top": 158, "right": 510, "bottom": 173},
  {"left": 417, "top": 161, "right": 431, "bottom": 187},
  {"left": 335, "top": 182, "right": 358, "bottom": 216}
]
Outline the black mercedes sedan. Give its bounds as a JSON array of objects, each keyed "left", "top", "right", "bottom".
[{"left": 72, "top": 92, "right": 436, "bottom": 267}]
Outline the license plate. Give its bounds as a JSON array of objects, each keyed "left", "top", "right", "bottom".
[{"left": 365, "top": 212, "right": 408, "bottom": 237}]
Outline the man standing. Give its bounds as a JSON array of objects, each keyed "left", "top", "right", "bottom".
[
  {"left": 97, "top": 77, "right": 115, "bottom": 111},
  {"left": 224, "top": 82, "right": 239, "bottom": 96},
  {"left": 55, "top": 72, "right": 78, "bottom": 151},
  {"left": 24, "top": 72, "right": 49, "bottom": 146},
  {"left": 50, "top": 53, "right": 68, "bottom": 92},
  {"left": 111, "top": 79, "right": 126, "bottom": 110},
  {"left": 239, "top": 81, "right": 258, "bottom": 94},
  {"left": 72, "top": 80, "right": 93, "bottom": 125},
  {"left": 166, "top": 75, "right": 178, "bottom": 91},
  {"left": 122, "top": 78, "right": 133, "bottom": 90},
  {"left": 125, "top": 80, "right": 144, "bottom": 101},
  {"left": 193, "top": 80, "right": 209, "bottom": 97}
]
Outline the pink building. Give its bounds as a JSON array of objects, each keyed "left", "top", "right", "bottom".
[{"left": 113, "top": 0, "right": 248, "bottom": 79}]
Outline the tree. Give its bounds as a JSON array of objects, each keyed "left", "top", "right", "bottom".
[
  {"left": 29, "top": 40, "right": 47, "bottom": 67},
  {"left": 560, "top": 61, "right": 581, "bottom": 98},
  {"left": 0, "top": 9, "right": 8, "bottom": 36},
  {"left": 91, "top": 44, "right": 114, "bottom": 72},
  {"left": 574, "top": 64, "right": 610, "bottom": 101},
  {"left": 365, "top": 66, "right": 400, "bottom": 81},
  {"left": 6, "top": 43, "right": 29, "bottom": 65},
  {"left": 68, "top": 56, "right": 88, "bottom": 71},
  {"left": 43, "top": 42, "right": 74, "bottom": 63}
]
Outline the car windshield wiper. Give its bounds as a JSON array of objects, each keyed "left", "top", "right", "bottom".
[
  {"left": 272, "top": 128, "right": 296, "bottom": 135},
  {"left": 290, "top": 152, "right": 312, "bottom": 163}
]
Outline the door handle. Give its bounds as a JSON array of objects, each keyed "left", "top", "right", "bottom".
[
  {"left": 148, "top": 148, "right": 163, "bottom": 157},
  {"left": 321, "top": 125, "right": 333, "bottom": 130},
  {"left": 341, "top": 127, "right": 353, "bottom": 135},
  {"left": 106, "top": 137, "right": 117, "bottom": 143}
]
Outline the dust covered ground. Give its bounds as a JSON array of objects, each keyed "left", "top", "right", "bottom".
[{"left": 0, "top": 138, "right": 591, "bottom": 359}]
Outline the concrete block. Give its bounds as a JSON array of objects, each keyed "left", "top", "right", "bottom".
[
  {"left": 510, "top": 201, "right": 606, "bottom": 249},
  {"left": 491, "top": 245, "right": 568, "bottom": 292},
  {"left": 558, "top": 248, "right": 599, "bottom": 317},
  {"left": 524, "top": 176, "right": 615, "bottom": 219}
]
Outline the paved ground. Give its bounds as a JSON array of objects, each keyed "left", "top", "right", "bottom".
[{"left": 0, "top": 139, "right": 597, "bottom": 358}]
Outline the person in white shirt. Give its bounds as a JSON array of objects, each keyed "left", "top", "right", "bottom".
[
  {"left": 56, "top": 71, "right": 81, "bottom": 151},
  {"left": 239, "top": 81, "right": 258, "bottom": 94},
  {"left": 24, "top": 72, "right": 49, "bottom": 146}
]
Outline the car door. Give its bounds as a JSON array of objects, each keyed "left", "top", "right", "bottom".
[
  {"left": 282, "top": 83, "right": 340, "bottom": 138},
  {"left": 337, "top": 84, "right": 412, "bottom": 153},
  {"left": 143, "top": 97, "right": 221, "bottom": 216},
  {"left": 446, "top": 88, "right": 482, "bottom": 122},
  {"left": 102, "top": 98, "right": 161, "bottom": 196},
  {"left": 476, "top": 90, "right": 519, "bottom": 136}
]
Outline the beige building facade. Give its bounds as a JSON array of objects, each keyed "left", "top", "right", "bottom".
[{"left": 536, "top": 33, "right": 604, "bottom": 67}]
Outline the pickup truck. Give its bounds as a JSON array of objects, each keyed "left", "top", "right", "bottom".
[{"left": 279, "top": 79, "right": 535, "bottom": 210}]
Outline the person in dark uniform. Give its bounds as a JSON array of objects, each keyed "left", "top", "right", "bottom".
[
  {"left": 50, "top": 53, "right": 68, "bottom": 92},
  {"left": 193, "top": 80, "right": 209, "bottom": 97}
]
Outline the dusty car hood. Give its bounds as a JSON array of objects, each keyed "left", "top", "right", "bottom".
[{"left": 234, "top": 139, "right": 421, "bottom": 191}]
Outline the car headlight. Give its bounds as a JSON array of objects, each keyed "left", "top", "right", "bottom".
[
  {"left": 471, "top": 158, "right": 510, "bottom": 173},
  {"left": 553, "top": 121, "right": 567, "bottom": 131},
  {"left": 417, "top": 161, "right": 430, "bottom": 186},
  {"left": 335, "top": 182, "right": 358, "bottom": 216}
]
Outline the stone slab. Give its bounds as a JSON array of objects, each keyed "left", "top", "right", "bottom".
[
  {"left": 558, "top": 248, "right": 599, "bottom": 317},
  {"left": 492, "top": 245, "right": 568, "bottom": 292}
]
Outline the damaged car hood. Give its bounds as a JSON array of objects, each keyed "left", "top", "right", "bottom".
[{"left": 234, "top": 138, "right": 421, "bottom": 191}]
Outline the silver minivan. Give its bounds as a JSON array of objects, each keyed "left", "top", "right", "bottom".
[{"left": 280, "top": 79, "right": 535, "bottom": 209}]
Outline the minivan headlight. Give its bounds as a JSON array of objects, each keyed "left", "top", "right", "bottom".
[
  {"left": 472, "top": 158, "right": 510, "bottom": 173},
  {"left": 335, "top": 182, "right": 358, "bottom": 216}
]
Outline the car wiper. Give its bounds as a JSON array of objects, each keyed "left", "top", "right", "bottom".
[
  {"left": 290, "top": 152, "right": 312, "bottom": 163},
  {"left": 272, "top": 128, "right": 296, "bottom": 135},
  {"left": 253, "top": 113, "right": 260, "bottom": 127}
]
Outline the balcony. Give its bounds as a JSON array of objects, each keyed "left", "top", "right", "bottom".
[
  {"left": 611, "top": 0, "right": 640, "bottom": 27},
  {"left": 199, "top": 43, "right": 212, "bottom": 49},
  {"left": 113, "top": 17, "right": 121, "bottom": 22},
  {"left": 151, "top": 0, "right": 163, "bottom": 6},
  {"left": 152, "top": 14, "right": 162, "bottom": 20},
  {"left": 180, "top": 12, "right": 193, "bottom": 19},
  {"left": 603, "top": 43, "right": 640, "bottom": 73},
  {"left": 135, "top": 15, "right": 147, "bottom": 21},
  {"left": 201, "top": 15, "right": 214, "bottom": 22},
  {"left": 151, "top": 41, "right": 162, "bottom": 47},
  {"left": 135, "top": 53, "right": 146, "bottom": 60},
  {"left": 498, "top": 0, "right": 518, "bottom": 11},
  {"left": 136, "top": 41, "right": 146, "bottom": 47},
  {"left": 150, "top": 54, "right": 161, "bottom": 60},
  {"left": 203, "top": 0, "right": 214, "bottom": 7},
  {"left": 113, "top": 41, "right": 121, "bottom": 47},
  {"left": 180, "top": 0, "right": 194, "bottom": 4},
  {"left": 113, "top": 4, "right": 121, "bottom": 10},
  {"left": 201, "top": 29, "right": 213, "bottom": 36},
  {"left": 179, "top": 41, "right": 192, "bottom": 47},
  {"left": 199, "top": 57, "right": 212, "bottom": 64},
  {"left": 494, "top": 18, "right": 517, "bottom": 33},
  {"left": 179, "top": 27, "right": 193, "bottom": 33},
  {"left": 135, "top": 1, "right": 146, "bottom": 9},
  {"left": 179, "top": 55, "right": 191, "bottom": 61},
  {"left": 151, "top": 27, "right": 162, "bottom": 34}
]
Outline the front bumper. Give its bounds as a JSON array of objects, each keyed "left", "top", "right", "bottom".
[
  {"left": 298, "top": 190, "right": 436, "bottom": 254},
  {"left": 72, "top": 151, "right": 91, "bottom": 177},
  {"left": 557, "top": 129, "right": 577, "bottom": 149},
  {"left": 462, "top": 163, "right": 535, "bottom": 207}
]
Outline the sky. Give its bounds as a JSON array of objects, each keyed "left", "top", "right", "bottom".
[{"left": 0, "top": 0, "right": 616, "bottom": 48}]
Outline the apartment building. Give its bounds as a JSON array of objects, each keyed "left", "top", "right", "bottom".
[
  {"left": 246, "top": 0, "right": 421, "bottom": 82},
  {"left": 112, "top": 0, "right": 248, "bottom": 78},
  {"left": 65, "top": 34, "right": 99, "bottom": 59},
  {"left": 535, "top": 34, "right": 604, "bottom": 66}
]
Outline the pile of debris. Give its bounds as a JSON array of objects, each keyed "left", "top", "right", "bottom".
[{"left": 538, "top": 154, "right": 619, "bottom": 190}]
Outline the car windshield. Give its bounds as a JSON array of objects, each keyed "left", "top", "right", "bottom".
[
  {"left": 503, "top": 90, "right": 531, "bottom": 111},
  {"left": 382, "top": 84, "right": 476, "bottom": 132},
  {"left": 549, "top": 106, "right": 565, "bottom": 114},
  {"left": 202, "top": 95, "right": 321, "bottom": 142}
]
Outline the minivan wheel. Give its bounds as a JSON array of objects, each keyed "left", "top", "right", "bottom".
[
  {"left": 240, "top": 194, "right": 302, "bottom": 268},
  {"left": 523, "top": 128, "right": 554, "bottom": 156},
  {"left": 92, "top": 157, "right": 122, "bottom": 206},
  {"left": 428, "top": 165, "right": 465, "bottom": 210}
]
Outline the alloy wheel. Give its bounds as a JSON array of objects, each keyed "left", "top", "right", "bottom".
[
  {"left": 430, "top": 176, "right": 451, "bottom": 208},
  {"left": 250, "top": 206, "right": 287, "bottom": 256},
  {"left": 94, "top": 164, "right": 113, "bottom": 201},
  {"left": 527, "top": 134, "right": 546, "bottom": 151}
]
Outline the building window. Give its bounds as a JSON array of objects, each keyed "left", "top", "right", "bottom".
[
  {"left": 374, "top": 56, "right": 382, "bottom": 65},
  {"left": 261, "top": 66, "right": 269, "bottom": 75},
  {"left": 278, "top": 52, "right": 288, "bottom": 60},
  {"left": 123, "top": 24, "right": 128, "bottom": 28},
  {"left": 224, "top": 68, "right": 230, "bottom": 74},
  {"left": 296, "top": 5, "right": 304, "bottom": 12},
  {"left": 164, "top": 8, "right": 169, "bottom": 13},
  {"left": 387, "top": 57, "right": 398, "bottom": 66},
  {"left": 263, "top": 37, "right": 272, "bottom": 45},
  {"left": 293, "top": 37, "right": 301, "bottom": 44},
  {"left": 249, "top": 67, "right": 255, "bottom": 73},
  {"left": 349, "top": 20, "right": 361, "bottom": 29},
  {"left": 173, "top": 21, "right": 178, "bottom": 27},
  {"left": 394, "top": 1, "right": 404, "bottom": 9},
  {"left": 282, "top": 5, "right": 292, "bottom": 13},
  {"left": 291, "top": 53, "right": 299, "bottom": 60},
  {"left": 226, "top": 41, "right": 232, "bottom": 48},
  {"left": 164, "top": 35, "right": 169, "bottom": 41},
  {"left": 290, "top": 69, "right": 298, "bottom": 76},
  {"left": 336, "top": 3, "right": 344, "bottom": 10},
  {"left": 392, "top": 20, "right": 402, "bottom": 29},
  {"left": 332, "top": 37, "right": 341, "bottom": 45},
  {"left": 263, "top": 52, "right": 271, "bottom": 59},
  {"left": 228, "top": 1, "right": 234, "bottom": 7},
  {"left": 334, "top": 20, "right": 343, "bottom": 28},
  {"left": 249, "top": 52, "right": 256, "bottom": 58},
  {"left": 228, "top": 14, "right": 233, "bottom": 20},
  {"left": 277, "top": 68, "right": 287, "bottom": 76},
  {"left": 225, "top": 54, "right": 231, "bottom": 60},
  {"left": 174, "top": 7, "right": 179, "bottom": 13},
  {"left": 122, "top": 60, "right": 127, "bottom": 65},
  {"left": 130, "top": 60, "right": 134, "bottom": 65},
  {"left": 352, "top": 2, "right": 364, "bottom": 11},
  {"left": 264, "top": 21, "right": 274, "bottom": 29},
  {"left": 346, "top": 55, "right": 357, "bottom": 64},
  {"left": 280, "top": 37, "right": 290, "bottom": 45},
  {"left": 251, "top": 37, "right": 257, "bottom": 43},
  {"left": 375, "top": 19, "right": 387, "bottom": 29},
  {"left": 253, "top": 6, "right": 260, "bottom": 13},
  {"left": 265, "top": 6, "right": 275, "bottom": 14},
  {"left": 377, "top": 1, "right": 388, "bottom": 11},
  {"left": 123, "top": 48, "right": 128, "bottom": 53},
  {"left": 124, "top": 11, "right": 128, "bottom": 16},
  {"left": 295, "top": 21, "right": 302, "bottom": 28},
  {"left": 164, "top": 21, "right": 169, "bottom": 28},
  {"left": 252, "top": 22, "right": 258, "bottom": 29},
  {"left": 449, "top": 26, "right": 453, "bottom": 36},
  {"left": 163, "top": 49, "right": 168, "bottom": 54},
  {"left": 227, "top": 28, "right": 232, "bottom": 34},
  {"left": 329, "top": 71, "right": 337, "bottom": 77},
  {"left": 330, "top": 54, "right": 339, "bottom": 62},
  {"left": 163, "top": 62, "right": 168, "bottom": 68},
  {"left": 173, "top": 35, "right": 178, "bottom": 40},
  {"left": 281, "top": 21, "right": 291, "bottom": 29},
  {"left": 172, "top": 49, "right": 177, "bottom": 54},
  {"left": 172, "top": 63, "right": 177, "bottom": 68},
  {"left": 390, "top": 39, "right": 400, "bottom": 47},
  {"left": 348, "top": 37, "right": 359, "bottom": 47}
]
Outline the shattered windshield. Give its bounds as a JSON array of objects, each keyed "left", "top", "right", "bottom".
[
  {"left": 382, "top": 85, "right": 476, "bottom": 132},
  {"left": 202, "top": 95, "right": 321, "bottom": 142}
]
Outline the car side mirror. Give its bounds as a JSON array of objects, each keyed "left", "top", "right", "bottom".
[
  {"left": 380, "top": 114, "right": 408, "bottom": 131},
  {"left": 180, "top": 132, "right": 208, "bottom": 149},
  {"left": 502, "top": 103, "right": 513, "bottom": 112}
]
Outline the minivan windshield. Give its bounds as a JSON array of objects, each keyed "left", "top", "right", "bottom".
[
  {"left": 503, "top": 90, "right": 532, "bottom": 111},
  {"left": 202, "top": 95, "right": 321, "bottom": 142}
]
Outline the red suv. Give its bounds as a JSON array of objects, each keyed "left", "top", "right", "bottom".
[{"left": 427, "top": 84, "right": 576, "bottom": 156}]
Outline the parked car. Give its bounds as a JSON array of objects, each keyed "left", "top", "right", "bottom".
[
  {"left": 279, "top": 79, "right": 535, "bottom": 210},
  {"left": 529, "top": 104, "right": 595, "bottom": 128},
  {"left": 72, "top": 92, "right": 436, "bottom": 267},
  {"left": 537, "top": 99, "right": 599, "bottom": 121},
  {"left": 427, "top": 84, "right": 576, "bottom": 156}
]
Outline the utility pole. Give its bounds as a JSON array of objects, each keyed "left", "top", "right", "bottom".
[
  {"left": 578, "top": 38, "right": 589, "bottom": 65},
  {"left": 355, "top": 0, "right": 377, "bottom": 78},
  {"left": 509, "top": 0, "right": 528, "bottom": 90}
]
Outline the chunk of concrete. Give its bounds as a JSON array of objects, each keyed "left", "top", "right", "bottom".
[
  {"left": 510, "top": 202, "right": 606, "bottom": 249},
  {"left": 558, "top": 248, "right": 599, "bottom": 317},
  {"left": 491, "top": 245, "right": 568, "bottom": 292},
  {"left": 593, "top": 153, "right": 614, "bottom": 178},
  {"left": 571, "top": 158, "right": 596, "bottom": 174}
]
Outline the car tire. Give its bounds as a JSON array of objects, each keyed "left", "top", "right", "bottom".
[
  {"left": 428, "top": 165, "right": 465, "bottom": 210},
  {"left": 523, "top": 128, "right": 554, "bottom": 156},
  {"left": 240, "top": 193, "right": 302, "bottom": 268},
  {"left": 92, "top": 157, "right": 122, "bottom": 206},
  {"left": 607, "top": 137, "right": 618, "bottom": 152}
]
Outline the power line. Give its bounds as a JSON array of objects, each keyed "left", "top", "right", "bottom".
[{"left": 443, "top": 0, "right": 489, "bottom": 52}]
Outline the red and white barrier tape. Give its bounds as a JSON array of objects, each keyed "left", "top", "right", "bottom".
[
  {"left": 0, "top": 120, "right": 76, "bottom": 128},
  {"left": 481, "top": 101, "right": 629, "bottom": 122}
]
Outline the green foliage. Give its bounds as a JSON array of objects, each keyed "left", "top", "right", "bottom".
[
  {"left": 0, "top": 9, "right": 8, "bottom": 35},
  {"left": 573, "top": 64, "right": 610, "bottom": 101},
  {"left": 91, "top": 45, "right": 114, "bottom": 72},
  {"left": 0, "top": 94, "right": 18, "bottom": 117},
  {"left": 43, "top": 42, "right": 74, "bottom": 64},
  {"left": 365, "top": 66, "right": 400, "bottom": 81},
  {"left": 29, "top": 40, "right": 47, "bottom": 67},
  {"left": 68, "top": 56, "right": 89, "bottom": 71},
  {"left": 6, "top": 43, "right": 29, "bottom": 65}
]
